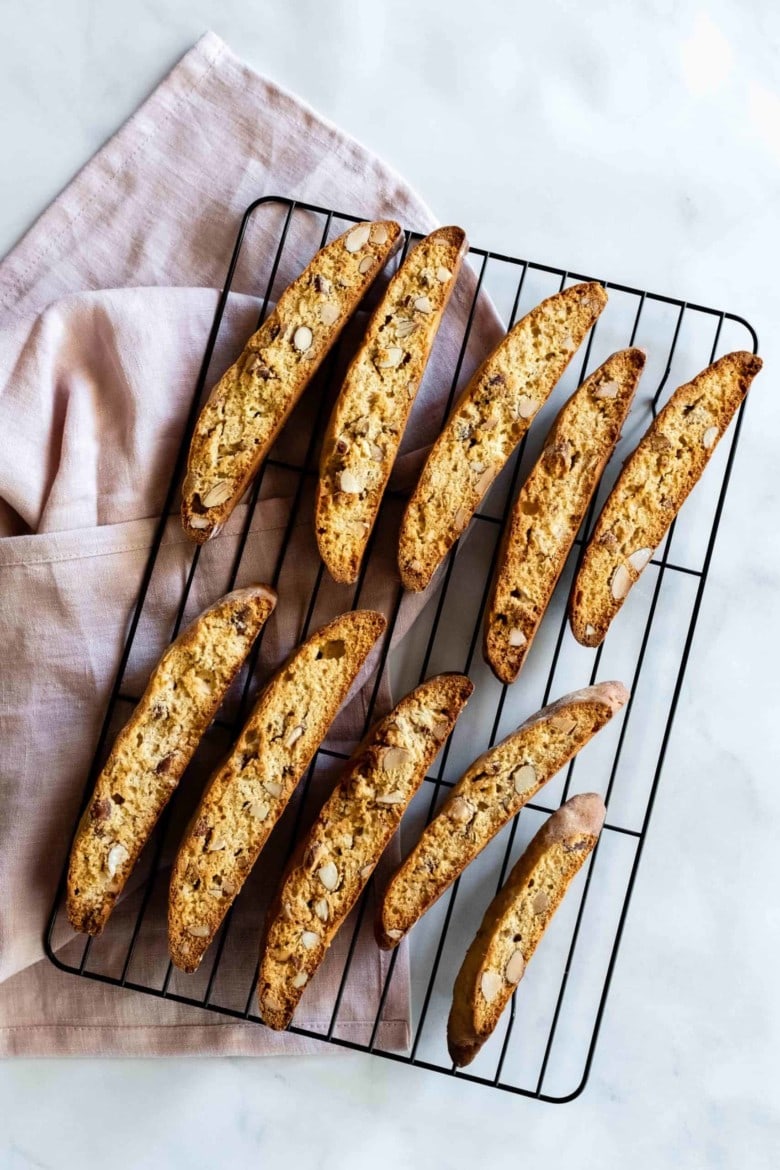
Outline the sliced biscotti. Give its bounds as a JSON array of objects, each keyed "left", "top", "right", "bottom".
[
  {"left": 257, "top": 673, "right": 473, "bottom": 1029},
  {"left": 168, "top": 609, "right": 386, "bottom": 972},
  {"left": 398, "top": 282, "right": 608, "bottom": 591},
  {"left": 181, "top": 220, "right": 402, "bottom": 543},
  {"left": 447, "top": 792, "right": 605, "bottom": 1067},
  {"left": 569, "top": 351, "right": 763, "bottom": 647},
  {"left": 67, "top": 586, "right": 277, "bottom": 935},
  {"left": 376, "top": 681, "right": 626, "bottom": 949},
  {"left": 485, "top": 349, "right": 645, "bottom": 683},
  {"left": 315, "top": 227, "right": 468, "bottom": 584}
]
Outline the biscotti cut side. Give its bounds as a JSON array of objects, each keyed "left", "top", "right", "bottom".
[
  {"left": 447, "top": 793, "right": 605, "bottom": 1067},
  {"left": 485, "top": 348, "right": 645, "bottom": 683},
  {"left": 316, "top": 226, "right": 468, "bottom": 584},
  {"left": 181, "top": 220, "right": 402, "bottom": 542},
  {"left": 257, "top": 673, "right": 473, "bottom": 1030},
  {"left": 168, "top": 609, "right": 386, "bottom": 973},
  {"left": 398, "top": 281, "right": 608, "bottom": 591},
  {"left": 376, "top": 681, "right": 626, "bottom": 949},
  {"left": 569, "top": 351, "right": 763, "bottom": 647},
  {"left": 67, "top": 586, "right": 277, "bottom": 935}
]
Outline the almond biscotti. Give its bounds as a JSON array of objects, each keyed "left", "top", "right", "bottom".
[
  {"left": 447, "top": 792, "right": 605, "bottom": 1067},
  {"left": 376, "top": 681, "right": 626, "bottom": 949},
  {"left": 181, "top": 220, "right": 401, "bottom": 543},
  {"left": 569, "top": 351, "right": 763, "bottom": 647},
  {"left": 397, "top": 282, "right": 608, "bottom": 591},
  {"left": 168, "top": 609, "right": 386, "bottom": 972},
  {"left": 484, "top": 349, "right": 645, "bottom": 684},
  {"left": 315, "top": 226, "right": 468, "bottom": 584},
  {"left": 257, "top": 673, "right": 473, "bottom": 1030},
  {"left": 67, "top": 585, "right": 277, "bottom": 935}
]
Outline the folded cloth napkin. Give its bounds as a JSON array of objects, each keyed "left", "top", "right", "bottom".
[{"left": 0, "top": 32, "right": 501, "bottom": 1055}]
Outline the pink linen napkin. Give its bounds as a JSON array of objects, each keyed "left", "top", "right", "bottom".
[{"left": 0, "top": 32, "right": 501, "bottom": 1055}]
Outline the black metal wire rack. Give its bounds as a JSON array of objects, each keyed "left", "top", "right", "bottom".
[{"left": 45, "top": 196, "right": 758, "bottom": 1101}]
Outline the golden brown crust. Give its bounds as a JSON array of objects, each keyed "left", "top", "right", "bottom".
[
  {"left": 316, "top": 226, "right": 468, "bottom": 584},
  {"left": 67, "top": 586, "right": 277, "bottom": 935},
  {"left": 569, "top": 351, "right": 762, "bottom": 647},
  {"left": 398, "top": 282, "right": 608, "bottom": 591},
  {"left": 376, "top": 682, "right": 626, "bottom": 949},
  {"left": 181, "top": 221, "right": 402, "bottom": 543},
  {"left": 256, "top": 673, "right": 473, "bottom": 1030},
  {"left": 485, "top": 349, "right": 645, "bottom": 683},
  {"left": 447, "top": 793, "right": 605, "bottom": 1067},
  {"left": 168, "top": 609, "right": 386, "bottom": 973}
]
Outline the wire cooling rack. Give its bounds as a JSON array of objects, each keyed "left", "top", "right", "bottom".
[{"left": 45, "top": 196, "right": 758, "bottom": 1101}]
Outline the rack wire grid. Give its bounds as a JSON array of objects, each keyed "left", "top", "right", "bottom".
[{"left": 45, "top": 196, "right": 758, "bottom": 1102}]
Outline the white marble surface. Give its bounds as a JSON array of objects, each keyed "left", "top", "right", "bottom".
[{"left": 2, "top": 0, "right": 780, "bottom": 1166}]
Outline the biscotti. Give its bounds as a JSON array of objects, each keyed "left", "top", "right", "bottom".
[
  {"left": 257, "top": 673, "right": 473, "bottom": 1030},
  {"left": 315, "top": 226, "right": 468, "bottom": 584},
  {"left": 376, "top": 681, "right": 626, "bottom": 949},
  {"left": 569, "top": 351, "right": 763, "bottom": 647},
  {"left": 67, "top": 586, "right": 277, "bottom": 935},
  {"left": 168, "top": 609, "right": 386, "bottom": 972},
  {"left": 484, "top": 349, "right": 645, "bottom": 683},
  {"left": 397, "top": 281, "right": 608, "bottom": 591},
  {"left": 447, "top": 793, "right": 605, "bottom": 1067},
  {"left": 181, "top": 220, "right": 402, "bottom": 543}
]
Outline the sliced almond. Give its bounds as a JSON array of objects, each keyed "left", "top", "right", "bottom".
[
  {"left": 512, "top": 763, "right": 537, "bottom": 795},
  {"left": 432, "top": 718, "right": 450, "bottom": 741},
  {"left": 293, "top": 326, "right": 313, "bottom": 352},
  {"left": 475, "top": 468, "right": 495, "bottom": 498},
  {"left": 106, "top": 843, "right": 129, "bottom": 877},
  {"left": 702, "top": 425, "right": 719, "bottom": 449},
  {"left": 341, "top": 833, "right": 354, "bottom": 850},
  {"left": 516, "top": 394, "right": 538, "bottom": 419},
  {"left": 594, "top": 379, "right": 619, "bottom": 400},
  {"left": 376, "top": 790, "right": 406, "bottom": 805},
  {"left": 505, "top": 948, "right": 526, "bottom": 984},
  {"left": 317, "top": 861, "right": 339, "bottom": 892},
  {"left": 339, "top": 469, "right": 363, "bottom": 494},
  {"left": 375, "top": 346, "right": 404, "bottom": 370},
  {"left": 186, "top": 923, "right": 210, "bottom": 938},
  {"left": 395, "top": 317, "right": 418, "bottom": 339},
  {"left": 285, "top": 724, "right": 306, "bottom": 748},
  {"left": 610, "top": 564, "right": 632, "bottom": 600},
  {"left": 360, "top": 864, "right": 374, "bottom": 881},
  {"left": 386, "top": 928, "right": 403, "bottom": 941},
  {"left": 413, "top": 295, "right": 433, "bottom": 314},
  {"left": 454, "top": 506, "right": 469, "bottom": 530},
  {"left": 533, "top": 891, "right": 550, "bottom": 914},
  {"left": 320, "top": 302, "right": 340, "bottom": 326},
  {"left": 627, "top": 547, "right": 653, "bottom": 573},
  {"left": 370, "top": 223, "right": 389, "bottom": 245},
  {"left": 585, "top": 623, "right": 597, "bottom": 638},
  {"left": 345, "top": 224, "right": 371, "bottom": 252},
  {"left": 358, "top": 255, "right": 373, "bottom": 274},
  {"left": 508, "top": 627, "right": 527, "bottom": 649},
  {"left": 370, "top": 443, "right": 384, "bottom": 462},
  {"left": 207, "top": 836, "right": 226, "bottom": 853},
  {"left": 436, "top": 266, "right": 452, "bottom": 283},
  {"left": 249, "top": 801, "right": 270, "bottom": 821},
  {"left": 292, "top": 971, "right": 309, "bottom": 989},
  {"left": 550, "top": 714, "right": 577, "bottom": 734},
  {"left": 264, "top": 779, "right": 283, "bottom": 799},
  {"left": 300, "top": 930, "right": 320, "bottom": 950},
  {"left": 201, "top": 480, "right": 233, "bottom": 509},
  {"left": 188, "top": 515, "right": 211, "bottom": 530},
  {"left": 382, "top": 746, "right": 410, "bottom": 771},
  {"left": 480, "top": 970, "right": 503, "bottom": 1003},
  {"left": 313, "top": 898, "right": 329, "bottom": 922},
  {"left": 449, "top": 796, "right": 475, "bottom": 824}
]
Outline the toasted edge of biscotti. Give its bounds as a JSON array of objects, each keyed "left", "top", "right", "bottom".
[
  {"left": 315, "top": 226, "right": 468, "bottom": 584},
  {"left": 181, "top": 220, "right": 402, "bottom": 543},
  {"left": 66, "top": 585, "right": 277, "bottom": 935},
  {"left": 375, "top": 681, "right": 626, "bottom": 949},
  {"left": 168, "top": 609, "right": 386, "bottom": 973},
  {"left": 256, "top": 672, "right": 473, "bottom": 1029},
  {"left": 569, "top": 350, "right": 762, "bottom": 647},
  {"left": 398, "top": 281, "right": 608, "bottom": 592},
  {"left": 447, "top": 792, "right": 605, "bottom": 1067},
  {"left": 484, "top": 348, "right": 645, "bottom": 683}
]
